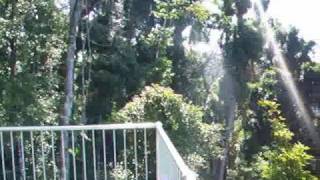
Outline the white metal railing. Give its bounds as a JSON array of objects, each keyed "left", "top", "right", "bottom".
[
  {"left": 0, "top": 122, "right": 197, "bottom": 180},
  {"left": 155, "top": 123, "right": 197, "bottom": 180}
]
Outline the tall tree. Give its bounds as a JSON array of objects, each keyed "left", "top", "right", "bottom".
[
  {"left": 60, "top": 0, "right": 81, "bottom": 179},
  {"left": 213, "top": 0, "right": 264, "bottom": 179}
]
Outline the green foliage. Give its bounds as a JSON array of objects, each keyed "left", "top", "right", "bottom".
[
  {"left": 186, "top": 2, "right": 211, "bottom": 22},
  {"left": 301, "top": 62, "right": 320, "bottom": 74},
  {"left": 153, "top": 0, "right": 186, "bottom": 20},
  {"left": 248, "top": 68, "right": 277, "bottom": 98},
  {"left": 111, "top": 84, "right": 223, "bottom": 175},
  {"left": 243, "top": 64, "right": 318, "bottom": 179},
  {"left": 154, "top": 0, "right": 212, "bottom": 22},
  {"left": 274, "top": 27, "right": 315, "bottom": 77},
  {"left": 142, "top": 26, "right": 174, "bottom": 47},
  {"left": 85, "top": 0, "right": 176, "bottom": 120},
  {"left": 256, "top": 100, "right": 316, "bottom": 180},
  {"left": 224, "top": 20, "right": 264, "bottom": 68},
  {"left": 146, "top": 57, "right": 174, "bottom": 86},
  {"left": 258, "top": 100, "right": 293, "bottom": 144},
  {"left": 0, "top": 0, "right": 318, "bottom": 179},
  {"left": 0, "top": 0, "right": 66, "bottom": 125},
  {"left": 259, "top": 143, "right": 316, "bottom": 180},
  {"left": 242, "top": 69, "right": 278, "bottom": 165}
]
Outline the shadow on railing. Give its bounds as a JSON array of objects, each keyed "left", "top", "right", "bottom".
[{"left": 0, "top": 122, "right": 197, "bottom": 180}]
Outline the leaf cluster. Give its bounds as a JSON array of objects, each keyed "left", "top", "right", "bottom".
[{"left": 111, "top": 84, "right": 223, "bottom": 174}]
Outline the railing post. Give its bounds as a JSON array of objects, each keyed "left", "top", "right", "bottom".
[
  {"left": 155, "top": 121, "right": 198, "bottom": 180},
  {"left": 155, "top": 122, "right": 162, "bottom": 180}
]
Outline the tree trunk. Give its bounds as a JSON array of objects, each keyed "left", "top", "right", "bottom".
[
  {"left": 213, "top": 73, "right": 237, "bottom": 180},
  {"left": 9, "top": 39, "right": 17, "bottom": 78},
  {"left": 60, "top": 0, "right": 81, "bottom": 179},
  {"left": 9, "top": 0, "right": 17, "bottom": 78}
]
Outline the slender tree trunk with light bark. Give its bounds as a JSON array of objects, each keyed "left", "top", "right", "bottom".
[{"left": 60, "top": 0, "right": 81, "bottom": 179}]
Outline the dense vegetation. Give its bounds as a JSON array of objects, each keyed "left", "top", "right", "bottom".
[{"left": 0, "top": 0, "right": 319, "bottom": 179}]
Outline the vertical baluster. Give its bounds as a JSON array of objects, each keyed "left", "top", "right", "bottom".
[
  {"left": 20, "top": 132, "right": 26, "bottom": 180},
  {"left": 51, "top": 131, "right": 56, "bottom": 180},
  {"left": 1, "top": 132, "right": 6, "bottom": 180},
  {"left": 102, "top": 130, "right": 107, "bottom": 180},
  {"left": 41, "top": 131, "right": 46, "bottom": 180},
  {"left": 113, "top": 130, "right": 116, "bottom": 167},
  {"left": 30, "top": 131, "right": 36, "bottom": 180},
  {"left": 144, "top": 128, "right": 148, "bottom": 180},
  {"left": 82, "top": 130, "right": 87, "bottom": 180},
  {"left": 10, "top": 131, "right": 16, "bottom": 180},
  {"left": 123, "top": 130, "right": 127, "bottom": 180},
  {"left": 134, "top": 129, "right": 138, "bottom": 180},
  {"left": 60, "top": 131, "right": 66, "bottom": 179},
  {"left": 92, "top": 130, "right": 97, "bottom": 180},
  {"left": 71, "top": 131, "right": 77, "bottom": 180}
]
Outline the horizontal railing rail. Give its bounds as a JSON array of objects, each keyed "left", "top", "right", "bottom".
[
  {"left": 0, "top": 122, "right": 157, "bottom": 132},
  {"left": 0, "top": 122, "right": 197, "bottom": 180}
]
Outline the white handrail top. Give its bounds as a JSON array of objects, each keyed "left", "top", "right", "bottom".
[{"left": 0, "top": 122, "right": 157, "bottom": 132}]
